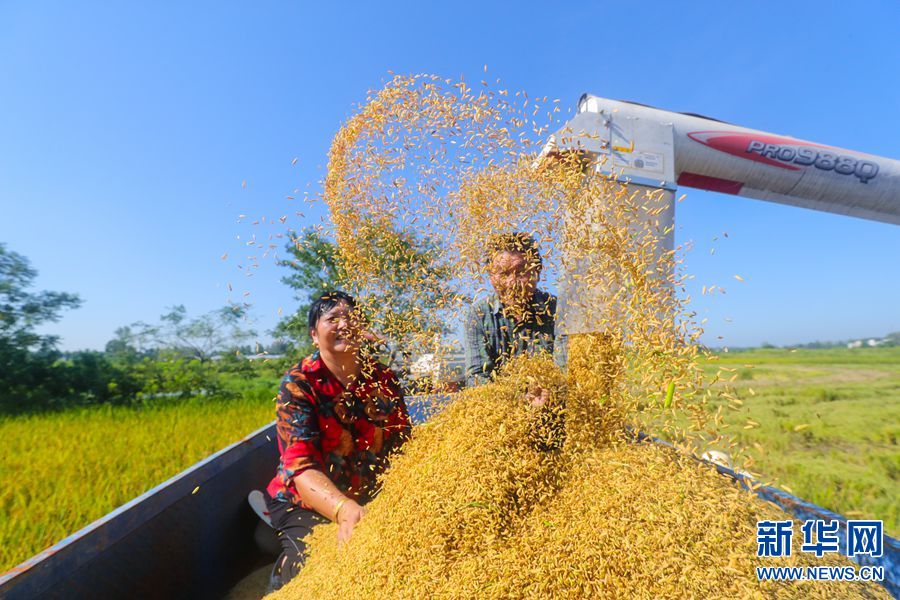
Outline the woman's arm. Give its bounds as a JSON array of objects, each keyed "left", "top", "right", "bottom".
[
  {"left": 278, "top": 374, "right": 366, "bottom": 543},
  {"left": 294, "top": 469, "right": 365, "bottom": 543}
]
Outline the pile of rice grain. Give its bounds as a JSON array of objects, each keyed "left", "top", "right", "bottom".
[{"left": 271, "top": 355, "right": 886, "bottom": 599}]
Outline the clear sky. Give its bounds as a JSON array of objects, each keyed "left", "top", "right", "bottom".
[{"left": 1, "top": 1, "right": 898, "bottom": 351}]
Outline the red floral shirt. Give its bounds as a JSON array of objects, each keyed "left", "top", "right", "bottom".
[{"left": 267, "top": 352, "right": 411, "bottom": 508}]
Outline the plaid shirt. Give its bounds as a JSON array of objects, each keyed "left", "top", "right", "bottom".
[
  {"left": 463, "top": 290, "right": 557, "bottom": 387},
  {"left": 267, "top": 352, "right": 411, "bottom": 507}
]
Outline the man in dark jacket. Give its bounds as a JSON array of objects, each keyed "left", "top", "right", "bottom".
[{"left": 463, "top": 232, "right": 556, "bottom": 386}]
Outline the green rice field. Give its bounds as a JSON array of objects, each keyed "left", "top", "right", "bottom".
[
  {"left": 0, "top": 391, "right": 274, "bottom": 573},
  {"left": 1, "top": 347, "right": 897, "bottom": 573},
  {"left": 703, "top": 346, "right": 899, "bottom": 537}
]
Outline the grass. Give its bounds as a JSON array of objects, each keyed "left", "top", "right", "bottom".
[
  {"left": 699, "top": 346, "right": 899, "bottom": 536},
  {"left": 0, "top": 389, "right": 275, "bottom": 573}
]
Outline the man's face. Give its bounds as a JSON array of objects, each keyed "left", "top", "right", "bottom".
[
  {"left": 488, "top": 250, "right": 540, "bottom": 310},
  {"left": 310, "top": 301, "right": 362, "bottom": 355}
]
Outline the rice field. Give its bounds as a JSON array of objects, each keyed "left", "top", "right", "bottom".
[
  {"left": 701, "top": 345, "right": 900, "bottom": 536},
  {"left": 0, "top": 390, "right": 275, "bottom": 573}
]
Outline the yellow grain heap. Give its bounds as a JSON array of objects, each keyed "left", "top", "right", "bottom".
[
  {"left": 272, "top": 74, "right": 888, "bottom": 598},
  {"left": 273, "top": 354, "right": 885, "bottom": 599}
]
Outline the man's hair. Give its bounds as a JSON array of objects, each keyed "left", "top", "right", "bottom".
[
  {"left": 485, "top": 232, "right": 542, "bottom": 270},
  {"left": 307, "top": 290, "right": 357, "bottom": 333}
]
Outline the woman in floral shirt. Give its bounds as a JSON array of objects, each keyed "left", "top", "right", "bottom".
[{"left": 265, "top": 291, "right": 410, "bottom": 589}]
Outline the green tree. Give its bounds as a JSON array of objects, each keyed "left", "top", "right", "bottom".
[
  {"left": 0, "top": 243, "right": 81, "bottom": 352},
  {"left": 276, "top": 225, "right": 459, "bottom": 358},
  {"left": 106, "top": 306, "right": 258, "bottom": 400},
  {"left": 275, "top": 229, "right": 344, "bottom": 355},
  {"left": 0, "top": 244, "right": 141, "bottom": 413},
  {"left": 159, "top": 304, "right": 257, "bottom": 362},
  {"left": 130, "top": 352, "right": 228, "bottom": 400},
  {"left": 104, "top": 324, "right": 157, "bottom": 363},
  {"left": 118, "top": 304, "right": 258, "bottom": 363}
]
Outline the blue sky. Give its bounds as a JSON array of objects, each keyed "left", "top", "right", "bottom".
[{"left": 1, "top": 1, "right": 898, "bottom": 351}]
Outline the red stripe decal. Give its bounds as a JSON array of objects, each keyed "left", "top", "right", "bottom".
[
  {"left": 677, "top": 172, "right": 745, "bottom": 195},
  {"left": 685, "top": 130, "right": 823, "bottom": 171}
]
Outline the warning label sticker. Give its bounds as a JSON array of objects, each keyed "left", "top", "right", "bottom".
[{"left": 613, "top": 151, "right": 664, "bottom": 173}]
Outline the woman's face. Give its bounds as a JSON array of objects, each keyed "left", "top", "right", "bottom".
[{"left": 310, "top": 301, "right": 361, "bottom": 355}]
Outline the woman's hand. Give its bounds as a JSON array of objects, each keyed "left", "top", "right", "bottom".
[{"left": 336, "top": 499, "right": 366, "bottom": 545}]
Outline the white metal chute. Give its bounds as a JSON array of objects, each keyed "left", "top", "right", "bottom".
[
  {"left": 543, "top": 93, "right": 899, "bottom": 338},
  {"left": 548, "top": 107, "right": 677, "bottom": 337},
  {"left": 556, "top": 94, "right": 900, "bottom": 225}
]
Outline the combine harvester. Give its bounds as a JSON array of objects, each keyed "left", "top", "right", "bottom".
[{"left": 1, "top": 96, "right": 898, "bottom": 599}]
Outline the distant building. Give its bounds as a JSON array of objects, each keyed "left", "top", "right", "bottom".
[
  {"left": 847, "top": 338, "right": 888, "bottom": 349},
  {"left": 246, "top": 353, "right": 286, "bottom": 361}
]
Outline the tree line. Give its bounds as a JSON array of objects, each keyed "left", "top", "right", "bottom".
[
  {"left": 0, "top": 237, "right": 303, "bottom": 414},
  {"left": 0, "top": 227, "right": 445, "bottom": 415}
]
